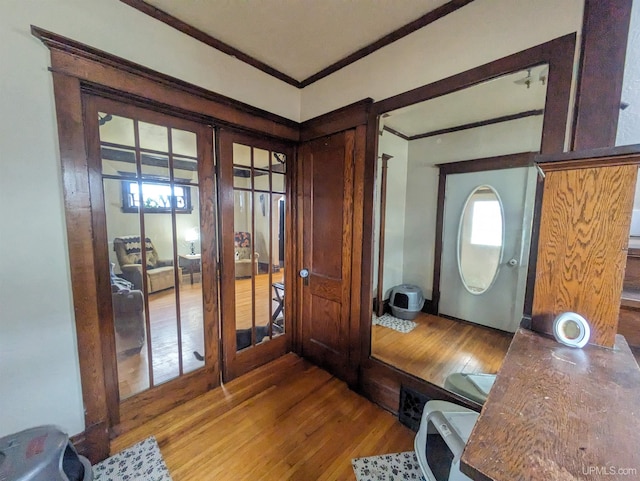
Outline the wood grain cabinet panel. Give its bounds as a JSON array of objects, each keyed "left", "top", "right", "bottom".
[{"left": 532, "top": 161, "right": 638, "bottom": 347}]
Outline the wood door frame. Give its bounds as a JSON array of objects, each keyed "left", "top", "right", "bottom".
[
  {"left": 36, "top": 28, "right": 299, "bottom": 462},
  {"left": 359, "top": 35, "right": 576, "bottom": 414},
  {"left": 217, "top": 128, "right": 296, "bottom": 382}
]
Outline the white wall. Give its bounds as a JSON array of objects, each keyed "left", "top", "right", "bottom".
[
  {"left": 373, "top": 130, "right": 409, "bottom": 301},
  {"left": 617, "top": 0, "right": 640, "bottom": 147},
  {"left": 0, "top": 0, "right": 298, "bottom": 439},
  {"left": 617, "top": 0, "right": 640, "bottom": 235},
  {"left": 403, "top": 116, "right": 543, "bottom": 299},
  {"left": 300, "top": 0, "right": 584, "bottom": 121}
]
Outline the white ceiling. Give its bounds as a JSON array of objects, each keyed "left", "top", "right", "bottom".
[
  {"left": 143, "top": 0, "right": 450, "bottom": 81},
  {"left": 383, "top": 65, "right": 549, "bottom": 137}
]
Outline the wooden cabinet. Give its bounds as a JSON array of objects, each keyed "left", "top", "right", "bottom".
[{"left": 532, "top": 149, "right": 639, "bottom": 348}]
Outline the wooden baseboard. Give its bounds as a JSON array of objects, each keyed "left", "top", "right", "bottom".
[{"left": 70, "top": 421, "right": 110, "bottom": 464}]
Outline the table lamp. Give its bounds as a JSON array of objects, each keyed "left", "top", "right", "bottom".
[{"left": 185, "top": 228, "right": 199, "bottom": 255}]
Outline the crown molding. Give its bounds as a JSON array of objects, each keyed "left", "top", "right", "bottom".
[{"left": 119, "top": 0, "right": 474, "bottom": 89}]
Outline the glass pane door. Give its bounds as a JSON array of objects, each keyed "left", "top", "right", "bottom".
[
  {"left": 218, "top": 130, "right": 291, "bottom": 381},
  {"left": 85, "top": 94, "right": 219, "bottom": 429}
]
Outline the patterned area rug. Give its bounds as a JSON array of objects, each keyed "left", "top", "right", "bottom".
[
  {"left": 372, "top": 313, "right": 418, "bottom": 333},
  {"left": 93, "top": 436, "right": 173, "bottom": 481},
  {"left": 352, "top": 451, "right": 425, "bottom": 481}
]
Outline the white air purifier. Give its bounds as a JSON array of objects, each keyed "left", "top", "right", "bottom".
[{"left": 414, "top": 400, "right": 479, "bottom": 481}]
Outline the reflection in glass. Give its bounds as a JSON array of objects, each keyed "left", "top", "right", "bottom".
[
  {"left": 99, "top": 113, "right": 135, "bottom": 146},
  {"left": 178, "top": 192, "right": 204, "bottom": 374},
  {"left": 232, "top": 142, "right": 287, "bottom": 352},
  {"left": 233, "top": 143, "right": 251, "bottom": 166},
  {"left": 369, "top": 64, "right": 548, "bottom": 395},
  {"left": 98, "top": 110, "right": 206, "bottom": 401},
  {"left": 458, "top": 186, "right": 504, "bottom": 295},
  {"left": 143, "top": 203, "right": 180, "bottom": 386},
  {"left": 141, "top": 152, "right": 169, "bottom": 181},
  {"left": 272, "top": 173, "right": 285, "bottom": 193},
  {"left": 254, "top": 148, "right": 270, "bottom": 169},
  {"left": 234, "top": 167, "right": 253, "bottom": 189},
  {"left": 104, "top": 178, "right": 149, "bottom": 400},
  {"left": 139, "top": 121, "right": 168, "bottom": 152},
  {"left": 172, "top": 128, "right": 197, "bottom": 157},
  {"left": 272, "top": 196, "right": 286, "bottom": 337},
  {"left": 101, "top": 146, "right": 137, "bottom": 177},
  {"left": 272, "top": 152, "right": 286, "bottom": 173},
  {"left": 234, "top": 190, "right": 255, "bottom": 351},
  {"left": 254, "top": 192, "right": 271, "bottom": 343}
]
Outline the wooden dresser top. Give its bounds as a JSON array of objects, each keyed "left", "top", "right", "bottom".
[{"left": 461, "top": 328, "right": 640, "bottom": 481}]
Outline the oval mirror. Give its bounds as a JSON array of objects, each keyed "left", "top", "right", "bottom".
[{"left": 457, "top": 185, "right": 504, "bottom": 295}]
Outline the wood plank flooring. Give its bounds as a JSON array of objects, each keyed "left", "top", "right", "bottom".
[
  {"left": 111, "top": 353, "right": 414, "bottom": 480},
  {"left": 371, "top": 313, "right": 513, "bottom": 389},
  {"left": 117, "top": 271, "right": 284, "bottom": 399}
]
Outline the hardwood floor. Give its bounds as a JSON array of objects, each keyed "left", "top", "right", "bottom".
[
  {"left": 117, "top": 271, "right": 285, "bottom": 399},
  {"left": 111, "top": 353, "right": 414, "bottom": 480},
  {"left": 371, "top": 312, "right": 513, "bottom": 389}
]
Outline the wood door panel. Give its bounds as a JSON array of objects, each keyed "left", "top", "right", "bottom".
[
  {"left": 309, "top": 274, "right": 342, "bottom": 303},
  {"left": 301, "top": 130, "right": 355, "bottom": 382},
  {"left": 309, "top": 297, "right": 344, "bottom": 354},
  {"left": 311, "top": 147, "right": 345, "bottom": 279}
]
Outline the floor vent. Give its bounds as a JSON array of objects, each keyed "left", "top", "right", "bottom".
[{"left": 398, "top": 385, "right": 431, "bottom": 432}]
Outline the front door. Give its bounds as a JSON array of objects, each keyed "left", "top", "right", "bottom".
[
  {"left": 299, "top": 131, "right": 356, "bottom": 382},
  {"left": 83, "top": 95, "right": 219, "bottom": 432},
  {"left": 217, "top": 129, "right": 293, "bottom": 381},
  {"left": 438, "top": 166, "right": 537, "bottom": 332}
]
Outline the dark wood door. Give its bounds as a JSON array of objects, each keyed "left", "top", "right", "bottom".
[
  {"left": 299, "top": 131, "right": 356, "bottom": 382},
  {"left": 218, "top": 129, "right": 293, "bottom": 381}
]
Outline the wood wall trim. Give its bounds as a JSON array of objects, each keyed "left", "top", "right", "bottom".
[
  {"left": 537, "top": 143, "right": 640, "bottom": 166},
  {"left": 358, "top": 358, "right": 482, "bottom": 415},
  {"left": 437, "top": 151, "right": 537, "bottom": 174},
  {"left": 409, "top": 109, "right": 544, "bottom": 141},
  {"left": 299, "top": 98, "right": 373, "bottom": 142},
  {"left": 50, "top": 72, "right": 111, "bottom": 461},
  {"left": 572, "top": 0, "right": 633, "bottom": 150},
  {"left": 299, "top": 0, "right": 475, "bottom": 87},
  {"left": 118, "top": 0, "right": 300, "bottom": 88},
  {"left": 118, "top": 0, "right": 473, "bottom": 89},
  {"left": 69, "top": 421, "right": 109, "bottom": 464},
  {"left": 372, "top": 34, "right": 576, "bottom": 156},
  {"left": 381, "top": 125, "right": 410, "bottom": 141},
  {"left": 31, "top": 26, "right": 299, "bottom": 141},
  {"left": 348, "top": 124, "right": 368, "bottom": 388}
]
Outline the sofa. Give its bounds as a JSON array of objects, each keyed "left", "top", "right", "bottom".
[
  {"left": 111, "top": 265, "right": 145, "bottom": 356},
  {"left": 113, "top": 236, "right": 182, "bottom": 293}
]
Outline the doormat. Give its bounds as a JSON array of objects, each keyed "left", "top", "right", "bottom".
[
  {"left": 372, "top": 313, "right": 417, "bottom": 333},
  {"left": 93, "top": 436, "right": 173, "bottom": 481},
  {"left": 352, "top": 451, "right": 425, "bottom": 481}
]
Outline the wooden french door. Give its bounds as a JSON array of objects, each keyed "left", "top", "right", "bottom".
[
  {"left": 217, "top": 129, "right": 293, "bottom": 381},
  {"left": 298, "top": 130, "right": 358, "bottom": 383},
  {"left": 83, "top": 95, "right": 219, "bottom": 432}
]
